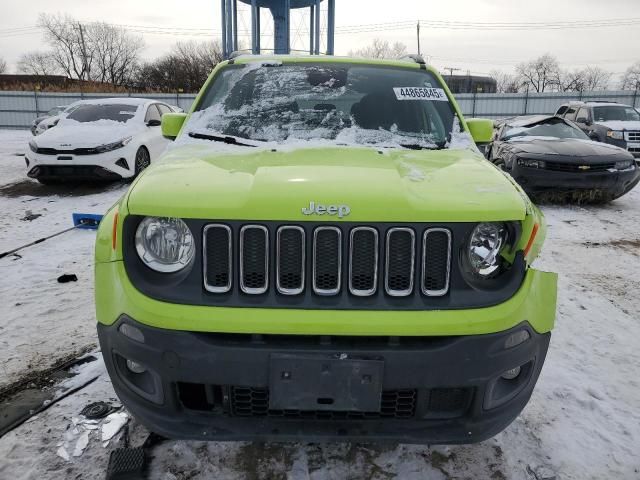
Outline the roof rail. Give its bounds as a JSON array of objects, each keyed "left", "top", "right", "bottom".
[
  {"left": 586, "top": 100, "right": 620, "bottom": 104},
  {"left": 398, "top": 54, "right": 426, "bottom": 65},
  {"left": 228, "top": 50, "right": 253, "bottom": 60}
]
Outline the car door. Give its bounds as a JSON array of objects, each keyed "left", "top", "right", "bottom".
[
  {"left": 573, "top": 107, "right": 593, "bottom": 136},
  {"left": 142, "top": 104, "right": 168, "bottom": 159}
]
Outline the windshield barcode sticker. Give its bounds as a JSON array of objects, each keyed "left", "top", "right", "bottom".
[{"left": 393, "top": 87, "right": 448, "bottom": 101}]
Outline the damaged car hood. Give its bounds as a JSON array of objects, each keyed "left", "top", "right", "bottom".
[
  {"left": 126, "top": 145, "right": 528, "bottom": 222},
  {"left": 504, "top": 138, "right": 631, "bottom": 162}
]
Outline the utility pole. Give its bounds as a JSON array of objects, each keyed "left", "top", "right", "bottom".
[
  {"left": 416, "top": 21, "right": 421, "bottom": 55},
  {"left": 444, "top": 67, "right": 460, "bottom": 77},
  {"left": 78, "top": 22, "right": 90, "bottom": 81}
]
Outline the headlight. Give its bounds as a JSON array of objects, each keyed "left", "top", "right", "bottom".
[
  {"left": 606, "top": 130, "right": 624, "bottom": 140},
  {"left": 93, "top": 136, "right": 132, "bottom": 154},
  {"left": 516, "top": 158, "right": 545, "bottom": 169},
  {"left": 28, "top": 140, "right": 38, "bottom": 153},
  {"left": 615, "top": 159, "right": 634, "bottom": 170},
  {"left": 135, "top": 217, "right": 195, "bottom": 273},
  {"left": 468, "top": 223, "right": 507, "bottom": 277}
]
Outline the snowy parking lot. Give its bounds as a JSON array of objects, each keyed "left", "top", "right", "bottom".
[{"left": 0, "top": 128, "right": 639, "bottom": 479}]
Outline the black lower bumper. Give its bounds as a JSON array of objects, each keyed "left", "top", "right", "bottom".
[
  {"left": 27, "top": 164, "right": 122, "bottom": 181},
  {"left": 98, "top": 317, "right": 551, "bottom": 444},
  {"left": 510, "top": 164, "right": 640, "bottom": 199}
]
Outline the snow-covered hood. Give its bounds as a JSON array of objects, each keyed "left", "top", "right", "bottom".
[
  {"left": 595, "top": 120, "right": 640, "bottom": 131},
  {"left": 34, "top": 121, "right": 141, "bottom": 149}
]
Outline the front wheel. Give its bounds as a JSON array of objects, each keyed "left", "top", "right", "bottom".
[{"left": 134, "top": 147, "right": 151, "bottom": 177}]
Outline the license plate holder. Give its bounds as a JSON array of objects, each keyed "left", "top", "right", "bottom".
[{"left": 269, "top": 354, "right": 384, "bottom": 412}]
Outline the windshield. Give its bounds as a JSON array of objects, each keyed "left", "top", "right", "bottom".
[
  {"left": 65, "top": 104, "right": 138, "bottom": 123},
  {"left": 186, "top": 62, "right": 457, "bottom": 149},
  {"left": 46, "top": 107, "right": 64, "bottom": 116},
  {"left": 593, "top": 106, "right": 640, "bottom": 122},
  {"left": 503, "top": 120, "right": 589, "bottom": 141}
]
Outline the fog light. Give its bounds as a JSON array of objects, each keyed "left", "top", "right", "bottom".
[
  {"left": 501, "top": 366, "right": 521, "bottom": 380},
  {"left": 118, "top": 323, "right": 145, "bottom": 343},
  {"left": 126, "top": 359, "right": 146, "bottom": 374},
  {"left": 505, "top": 330, "right": 530, "bottom": 349}
]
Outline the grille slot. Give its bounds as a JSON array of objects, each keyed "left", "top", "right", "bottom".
[
  {"left": 240, "top": 225, "right": 269, "bottom": 294},
  {"left": 348, "top": 227, "right": 379, "bottom": 296},
  {"left": 422, "top": 228, "right": 451, "bottom": 296},
  {"left": 545, "top": 161, "right": 615, "bottom": 173},
  {"left": 385, "top": 228, "right": 415, "bottom": 296},
  {"left": 230, "top": 386, "right": 417, "bottom": 419},
  {"left": 276, "top": 226, "right": 305, "bottom": 295},
  {"left": 313, "top": 227, "right": 342, "bottom": 295},
  {"left": 203, "top": 224, "right": 232, "bottom": 293}
]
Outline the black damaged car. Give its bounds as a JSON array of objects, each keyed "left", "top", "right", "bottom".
[{"left": 487, "top": 115, "right": 639, "bottom": 202}]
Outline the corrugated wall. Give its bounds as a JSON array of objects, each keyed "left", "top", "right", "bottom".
[
  {"left": 455, "top": 90, "right": 639, "bottom": 119},
  {"left": 0, "top": 92, "right": 198, "bottom": 129},
  {"left": 0, "top": 90, "right": 638, "bottom": 129}
]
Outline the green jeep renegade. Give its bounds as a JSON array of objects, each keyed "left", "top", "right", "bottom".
[{"left": 95, "top": 55, "right": 557, "bottom": 444}]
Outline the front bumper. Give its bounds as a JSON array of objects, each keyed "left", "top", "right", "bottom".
[
  {"left": 98, "top": 317, "right": 550, "bottom": 444},
  {"left": 25, "top": 148, "right": 135, "bottom": 181},
  {"left": 510, "top": 163, "right": 640, "bottom": 198}
]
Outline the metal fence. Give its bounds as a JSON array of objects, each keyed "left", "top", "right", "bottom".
[
  {"left": 1, "top": 89, "right": 639, "bottom": 129},
  {"left": 0, "top": 92, "right": 198, "bottom": 129},
  {"left": 455, "top": 89, "right": 639, "bottom": 119}
]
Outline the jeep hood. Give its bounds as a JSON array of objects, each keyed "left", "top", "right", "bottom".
[{"left": 126, "top": 145, "right": 528, "bottom": 222}]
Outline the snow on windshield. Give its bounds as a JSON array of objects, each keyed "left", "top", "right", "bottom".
[{"left": 183, "top": 62, "right": 460, "bottom": 150}]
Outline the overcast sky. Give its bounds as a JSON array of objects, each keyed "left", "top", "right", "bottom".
[{"left": 1, "top": 0, "right": 638, "bottom": 83}]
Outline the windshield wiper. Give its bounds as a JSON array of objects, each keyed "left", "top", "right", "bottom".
[
  {"left": 399, "top": 142, "right": 445, "bottom": 150},
  {"left": 188, "top": 132, "right": 258, "bottom": 147}
]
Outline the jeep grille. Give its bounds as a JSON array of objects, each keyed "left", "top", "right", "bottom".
[{"left": 203, "top": 223, "right": 452, "bottom": 298}]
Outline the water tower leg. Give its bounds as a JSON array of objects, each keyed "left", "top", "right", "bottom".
[
  {"left": 271, "top": 0, "right": 291, "bottom": 54},
  {"left": 327, "top": 0, "right": 335, "bottom": 55},
  {"left": 233, "top": 0, "right": 238, "bottom": 52},
  {"left": 221, "top": 0, "right": 227, "bottom": 57},
  {"left": 314, "top": 0, "right": 320, "bottom": 54},
  {"left": 309, "top": 5, "right": 315, "bottom": 55}
]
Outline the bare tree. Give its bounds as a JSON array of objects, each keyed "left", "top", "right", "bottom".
[
  {"left": 489, "top": 70, "right": 523, "bottom": 93},
  {"left": 90, "top": 23, "right": 144, "bottom": 85},
  {"left": 582, "top": 66, "right": 611, "bottom": 91},
  {"left": 516, "top": 54, "right": 560, "bottom": 93},
  {"left": 558, "top": 69, "right": 587, "bottom": 92},
  {"left": 0, "top": 57, "right": 7, "bottom": 74},
  {"left": 135, "top": 41, "right": 224, "bottom": 92},
  {"left": 349, "top": 38, "right": 408, "bottom": 59},
  {"left": 38, "top": 13, "right": 143, "bottom": 84},
  {"left": 558, "top": 66, "right": 611, "bottom": 92},
  {"left": 620, "top": 61, "right": 640, "bottom": 90},
  {"left": 39, "top": 14, "right": 91, "bottom": 80},
  {"left": 17, "top": 51, "right": 60, "bottom": 76}
]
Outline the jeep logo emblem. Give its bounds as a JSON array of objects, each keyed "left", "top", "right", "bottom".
[{"left": 302, "top": 201, "right": 350, "bottom": 218}]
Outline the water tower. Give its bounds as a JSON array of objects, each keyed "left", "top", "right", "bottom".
[{"left": 220, "top": 0, "right": 336, "bottom": 58}]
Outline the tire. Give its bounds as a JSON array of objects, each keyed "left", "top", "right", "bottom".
[{"left": 134, "top": 146, "right": 151, "bottom": 177}]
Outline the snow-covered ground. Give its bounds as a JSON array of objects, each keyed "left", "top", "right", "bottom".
[{"left": 0, "top": 129, "right": 639, "bottom": 479}]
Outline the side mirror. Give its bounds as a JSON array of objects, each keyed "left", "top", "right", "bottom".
[
  {"left": 146, "top": 119, "right": 162, "bottom": 127},
  {"left": 576, "top": 117, "right": 588, "bottom": 125},
  {"left": 161, "top": 113, "right": 187, "bottom": 140},
  {"left": 466, "top": 118, "right": 493, "bottom": 144}
]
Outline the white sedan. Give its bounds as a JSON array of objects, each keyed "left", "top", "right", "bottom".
[{"left": 25, "top": 98, "right": 176, "bottom": 183}]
